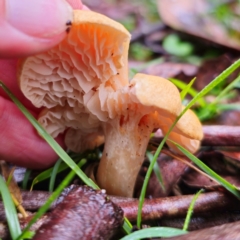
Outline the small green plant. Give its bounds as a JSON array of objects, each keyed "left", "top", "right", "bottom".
[
  {"left": 163, "top": 34, "right": 194, "bottom": 57},
  {"left": 197, "top": 74, "right": 240, "bottom": 121},
  {"left": 130, "top": 42, "right": 153, "bottom": 61}
]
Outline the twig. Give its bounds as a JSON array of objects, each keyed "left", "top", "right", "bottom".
[
  {"left": 0, "top": 190, "right": 238, "bottom": 223},
  {"left": 159, "top": 211, "right": 240, "bottom": 231},
  {"left": 113, "top": 191, "right": 239, "bottom": 221}
]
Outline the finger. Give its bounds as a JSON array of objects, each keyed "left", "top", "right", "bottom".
[
  {"left": 66, "top": 0, "right": 83, "bottom": 9},
  {"left": 0, "top": 0, "right": 73, "bottom": 58},
  {"left": 0, "top": 59, "right": 38, "bottom": 112},
  {"left": 0, "top": 96, "right": 65, "bottom": 169}
]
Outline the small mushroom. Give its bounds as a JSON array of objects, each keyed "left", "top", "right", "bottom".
[
  {"left": 94, "top": 73, "right": 203, "bottom": 197},
  {"left": 18, "top": 10, "right": 203, "bottom": 197}
]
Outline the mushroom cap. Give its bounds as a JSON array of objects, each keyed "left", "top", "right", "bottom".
[
  {"left": 128, "top": 74, "right": 202, "bottom": 153},
  {"left": 159, "top": 106, "right": 203, "bottom": 154},
  {"left": 18, "top": 10, "right": 131, "bottom": 109},
  {"left": 130, "top": 73, "right": 183, "bottom": 119},
  {"left": 174, "top": 106, "right": 203, "bottom": 141}
]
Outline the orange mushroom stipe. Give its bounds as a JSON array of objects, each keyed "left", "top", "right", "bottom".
[{"left": 18, "top": 10, "right": 203, "bottom": 197}]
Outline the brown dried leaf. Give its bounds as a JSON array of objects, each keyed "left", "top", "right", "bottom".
[
  {"left": 195, "top": 55, "right": 239, "bottom": 90},
  {"left": 183, "top": 170, "right": 240, "bottom": 189}
]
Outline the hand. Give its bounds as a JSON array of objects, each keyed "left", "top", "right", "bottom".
[{"left": 0, "top": 0, "right": 85, "bottom": 169}]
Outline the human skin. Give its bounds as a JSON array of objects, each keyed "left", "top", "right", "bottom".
[{"left": 0, "top": 0, "right": 87, "bottom": 168}]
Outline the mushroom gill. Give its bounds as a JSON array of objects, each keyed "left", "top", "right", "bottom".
[{"left": 18, "top": 11, "right": 130, "bottom": 109}]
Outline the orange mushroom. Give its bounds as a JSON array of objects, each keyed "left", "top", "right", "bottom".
[{"left": 18, "top": 10, "right": 203, "bottom": 197}]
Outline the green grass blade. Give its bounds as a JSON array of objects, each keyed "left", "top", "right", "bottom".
[
  {"left": 183, "top": 189, "right": 204, "bottom": 231},
  {"left": 0, "top": 176, "right": 21, "bottom": 239},
  {"left": 137, "top": 58, "right": 240, "bottom": 228},
  {"left": 185, "top": 59, "right": 240, "bottom": 110},
  {"left": 170, "top": 78, "right": 206, "bottom": 107},
  {"left": 20, "top": 231, "right": 35, "bottom": 239},
  {"left": 137, "top": 130, "right": 172, "bottom": 228},
  {"left": 120, "top": 227, "right": 187, "bottom": 240},
  {"left": 123, "top": 217, "right": 132, "bottom": 235},
  {"left": 217, "top": 103, "right": 240, "bottom": 111},
  {"left": 30, "top": 161, "right": 69, "bottom": 190},
  {"left": 180, "top": 77, "right": 196, "bottom": 100},
  {"left": 172, "top": 141, "right": 240, "bottom": 198},
  {"left": 22, "top": 169, "right": 31, "bottom": 190},
  {"left": 198, "top": 74, "right": 240, "bottom": 120},
  {"left": 146, "top": 151, "right": 165, "bottom": 191},
  {"left": 49, "top": 158, "right": 62, "bottom": 192},
  {"left": 6, "top": 173, "right": 13, "bottom": 186},
  {"left": 18, "top": 159, "right": 87, "bottom": 239},
  {"left": 0, "top": 81, "right": 97, "bottom": 190},
  {"left": 214, "top": 74, "right": 240, "bottom": 102}
]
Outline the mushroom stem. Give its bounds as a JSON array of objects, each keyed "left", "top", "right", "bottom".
[{"left": 97, "top": 116, "right": 153, "bottom": 197}]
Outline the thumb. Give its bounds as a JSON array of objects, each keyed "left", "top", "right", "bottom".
[{"left": 0, "top": 0, "right": 73, "bottom": 58}]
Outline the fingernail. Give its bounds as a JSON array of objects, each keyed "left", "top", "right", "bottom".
[{"left": 5, "top": 0, "right": 73, "bottom": 38}]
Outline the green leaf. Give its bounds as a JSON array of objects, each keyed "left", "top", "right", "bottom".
[
  {"left": 0, "top": 176, "right": 21, "bottom": 239},
  {"left": 217, "top": 103, "right": 240, "bottom": 111},
  {"left": 163, "top": 34, "right": 193, "bottom": 57},
  {"left": 197, "top": 106, "right": 218, "bottom": 121},
  {"left": 120, "top": 227, "right": 187, "bottom": 240},
  {"left": 130, "top": 42, "right": 152, "bottom": 61},
  {"left": 19, "top": 231, "right": 35, "bottom": 239}
]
